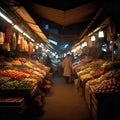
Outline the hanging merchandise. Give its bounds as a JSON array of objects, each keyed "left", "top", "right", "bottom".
[
  {"left": 3, "top": 43, "right": 10, "bottom": 51},
  {"left": 18, "top": 34, "right": 23, "bottom": 51},
  {"left": 0, "top": 32, "right": 5, "bottom": 44},
  {"left": 28, "top": 42, "right": 33, "bottom": 55},
  {"left": 98, "top": 31, "right": 104, "bottom": 38},
  {"left": 4, "top": 26, "right": 13, "bottom": 43},
  {"left": 22, "top": 38, "right": 27, "bottom": 52},
  {"left": 24, "top": 40, "right": 28, "bottom": 52},
  {"left": 21, "top": 37, "right": 25, "bottom": 51},
  {"left": 10, "top": 32, "right": 17, "bottom": 50}
]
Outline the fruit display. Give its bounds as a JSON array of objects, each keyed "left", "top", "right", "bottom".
[
  {"left": 33, "top": 71, "right": 44, "bottom": 79},
  {"left": 0, "top": 69, "right": 29, "bottom": 79},
  {"left": 91, "top": 78, "right": 120, "bottom": 93},
  {"left": 103, "top": 70, "right": 120, "bottom": 80},
  {"left": 0, "top": 65, "right": 13, "bottom": 70},
  {"left": 0, "top": 76, "right": 11, "bottom": 85},
  {"left": 77, "top": 67, "right": 92, "bottom": 77},
  {"left": 0, "top": 80, "right": 33, "bottom": 90},
  {"left": 34, "top": 67, "right": 46, "bottom": 76},
  {"left": 24, "top": 61, "right": 35, "bottom": 69},
  {"left": 86, "top": 75, "right": 105, "bottom": 86},
  {"left": 80, "top": 73, "right": 94, "bottom": 83},
  {"left": 90, "top": 69, "right": 104, "bottom": 78},
  {"left": 23, "top": 68, "right": 33, "bottom": 74},
  {"left": 11, "top": 60, "right": 22, "bottom": 66},
  {"left": 15, "top": 57, "right": 27, "bottom": 63},
  {"left": 31, "top": 60, "right": 50, "bottom": 73},
  {"left": 24, "top": 77, "right": 38, "bottom": 84},
  {"left": 72, "top": 56, "right": 90, "bottom": 71}
]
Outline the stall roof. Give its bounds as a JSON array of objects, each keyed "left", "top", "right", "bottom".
[
  {"left": 1, "top": 0, "right": 120, "bottom": 53},
  {"left": 11, "top": 6, "right": 49, "bottom": 44}
]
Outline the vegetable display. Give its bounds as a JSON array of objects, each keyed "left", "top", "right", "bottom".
[
  {"left": 0, "top": 80, "right": 32, "bottom": 89},
  {"left": 0, "top": 70, "right": 29, "bottom": 79},
  {"left": 91, "top": 78, "right": 120, "bottom": 93}
]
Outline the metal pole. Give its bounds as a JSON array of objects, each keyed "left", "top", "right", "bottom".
[{"left": 112, "top": 40, "right": 114, "bottom": 62}]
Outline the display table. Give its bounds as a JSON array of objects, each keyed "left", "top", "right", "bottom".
[
  {"left": 0, "top": 97, "right": 25, "bottom": 113},
  {"left": 89, "top": 90, "right": 120, "bottom": 120},
  {"left": 0, "top": 82, "right": 38, "bottom": 113}
]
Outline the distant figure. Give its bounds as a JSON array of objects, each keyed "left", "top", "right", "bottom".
[
  {"left": 45, "top": 55, "right": 53, "bottom": 72},
  {"left": 62, "top": 54, "right": 72, "bottom": 83},
  {"left": 39, "top": 55, "right": 44, "bottom": 64}
]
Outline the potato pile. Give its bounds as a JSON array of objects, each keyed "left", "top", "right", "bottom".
[{"left": 92, "top": 78, "right": 120, "bottom": 93}]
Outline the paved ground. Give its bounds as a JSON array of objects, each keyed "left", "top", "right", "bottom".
[{"left": 36, "top": 75, "right": 91, "bottom": 120}]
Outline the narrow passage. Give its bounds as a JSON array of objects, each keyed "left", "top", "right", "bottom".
[{"left": 37, "top": 75, "right": 91, "bottom": 120}]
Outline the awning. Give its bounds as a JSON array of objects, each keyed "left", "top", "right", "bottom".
[{"left": 12, "top": 6, "right": 49, "bottom": 44}]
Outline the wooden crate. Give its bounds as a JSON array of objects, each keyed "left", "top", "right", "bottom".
[
  {"left": 0, "top": 97, "right": 25, "bottom": 113},
  {"left": 85, "top": 83, "right": 91, "bottom": 109},
  {"left": 0, "top": 83, "right": 37, "bottom": 97}
]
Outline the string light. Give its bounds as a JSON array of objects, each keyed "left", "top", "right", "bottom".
[{"left": 14, "top": 25, "right": 23, "bottom": 33}]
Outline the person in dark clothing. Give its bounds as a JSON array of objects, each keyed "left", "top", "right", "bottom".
[{"left": 45, "top": 55, "right": 53, "bottom": 72}]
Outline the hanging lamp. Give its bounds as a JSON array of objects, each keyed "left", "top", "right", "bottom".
[
  {"left": 98, "top": 31, "right": 104, "bottom": 38},
  {"left": 91, "top": 35, "right": 96, "bottom": 41}
]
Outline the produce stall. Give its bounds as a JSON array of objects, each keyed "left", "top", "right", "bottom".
[
  {"left": 73, "top": 56, "right": 120, "bottom": 120},
  {"left": 86, "top": 66, "right": 120, "bottom": 120},
  {"left": 74, "top": 58, "right": 106, "bottom": 96},
  {"left": 0, "top": 57, "right": 52, "bottom": 115}
]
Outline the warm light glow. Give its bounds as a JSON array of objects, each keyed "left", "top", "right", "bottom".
[
  {"left": 71, "top": 48, "right": 76, "bottom": 53},
  {"left": 14, "top": 25, "right": 23, "bottom": 33},
  {"left": 36, "top": 46, "right": 38, "bottom": 49},
  {"left": 0, "top": 10, "right": 35, "bottom": 43},
  {"left": 76, "top": 46, "right": 80, "bottom": 49},
  {"left": 82, "top": 42, "right": 87, "bottom": 47},
  {"left": 33, "top": 49, "right": 35, "bottom": 52},
  {"left": 23, "top": 32, "right": 31, "bottom": 39},
  {"left": 30, "top": 38, "right": 35, "bottom": 42},
  {"left": 91, "top": 35, "right": 96, "bottom": 41},
  {"left": 98, "top": 31, "right": 104, "bottom": 38},
  {"left": 0, "top": 11, "right": 13, "bottom": 24}
]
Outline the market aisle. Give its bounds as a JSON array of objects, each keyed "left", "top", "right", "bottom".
[{"left": 37, "top": 75, "right": 91, "bottom": 120}]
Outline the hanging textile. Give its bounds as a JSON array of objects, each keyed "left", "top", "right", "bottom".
[
  {"left": 4, "top": 26, "right": 13, "bottom": 43},
  {"left": 18, "top": 34, "right": 24, "bottom": 51},
  {"left": 28, "top": 42, "right": 33, "bottom": 55},
  {"left": 24, "top": 40, "right": 28, "bottom": 52},
  {"left": 10, "top": 32, "right": 17, "bottom": 50},
  {"left": 3, "top": 43, "right": 10, "bottom": 51},
  {"left": 0, "top": 32, "right": 5, "bottom": 44}
]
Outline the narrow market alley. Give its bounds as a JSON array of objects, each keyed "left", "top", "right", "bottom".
[{"left": 36, "top": 75, "right": 91, "bottom": 120}]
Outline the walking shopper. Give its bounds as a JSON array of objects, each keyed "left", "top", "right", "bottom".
[{"left": 62, "top": 54, "right": 72, "bottom": 83}]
